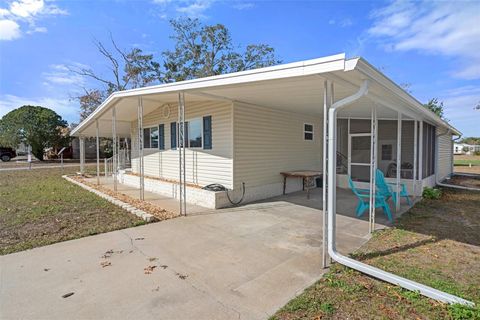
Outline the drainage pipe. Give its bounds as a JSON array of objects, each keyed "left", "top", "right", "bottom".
[
  {"left": 326, "top": 79, "right": 474, "bottom": 306},
  {"left": 435, "top": 130, "right": 480, "bottom": 192}
]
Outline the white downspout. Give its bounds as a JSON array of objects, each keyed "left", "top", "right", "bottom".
[
  {"left": 326, "top": 79, "right": 474, "bottom": 306},
  {"left": 435, "top": 130, "right": 480, "bottom": 191}
]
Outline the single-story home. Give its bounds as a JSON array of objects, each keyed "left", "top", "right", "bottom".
[
  {"left": 71, "top": 53, "right": 460, "bottom": 211},
  {"left": 71, "top": 53, "right": 473, "bottom": 306}
]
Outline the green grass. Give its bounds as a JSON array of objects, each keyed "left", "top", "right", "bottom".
[
  {"left": 0, "top": 167, "right": 146, "bottom": 255},
  {"left": 454, "top": 159, "right": 480, "bottom": 166},
  {"left": 272, "top": 188, "right": 480, "bottom": 319}
]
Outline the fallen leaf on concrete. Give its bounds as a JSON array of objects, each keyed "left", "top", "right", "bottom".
[
  {"left": 176, "top": 272, "right": 188, "bottom": 280},
  {"left": 148, "top": 257, "right": 158, "bottom": 262},
  {"left": 100, "top": 261, "right": 112, "bottom": 268},
  {"left": 102, "top": 250, "right": 114, "bottom": 259},
  {"left": 44, "top": 268, "right": 50, "bottom": 272},
  {"left": 135, "top": 237, "right": 145, "bottom": 241},
  {"left": 62, "top": 292, "right": 74, "bottom": 298},
  {"left": 144, "top": 265, "right": 157, "bottom": 274},
  {"left": 160, "top": 265, "right": 168, "bottom": 269}
]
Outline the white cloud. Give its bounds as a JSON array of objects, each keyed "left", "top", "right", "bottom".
[
  {"left": 152, "top": 0, "right": 215, "bottom": 19},
  {"left": 328, "top": 18, "right": 353, "bottom": 28},
  {"left": 0, "top": 19, "right": 21, "bottom": 40},
  {"left": 368, "top": 0, "right": 480, "bottom": 80},
  {"left": 176, "top": 0, "right": 213, "bottom": 18},
  {"left": 0, "top": 0, "right": 68, "bottom": 40},
  {"left": 0, "top": 94, "right": 79, "bottom": 123},
  {"left": 437, "top": 85, "right": 480, "bottom": 136},
  {"left": 232, "top": 2, "right": 254, "bottom": 10},
  {"left": 42, "top": 64, "right": 86, "bottom": 89}
]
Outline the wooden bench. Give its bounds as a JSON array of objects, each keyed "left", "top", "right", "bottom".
[{"left": 280, "top": 170, "right": 322, "bottom": 199}]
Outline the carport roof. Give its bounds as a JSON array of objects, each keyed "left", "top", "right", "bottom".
[{"left": 71, "top": 53, "right": 461, "bottom": 137}]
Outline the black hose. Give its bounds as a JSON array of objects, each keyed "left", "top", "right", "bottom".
[
  {"left": 203, "top": 182, "right": 246, "bottom": 206},
  {"left": 226, "top": 182, "right": 245, "bottom": 206}
]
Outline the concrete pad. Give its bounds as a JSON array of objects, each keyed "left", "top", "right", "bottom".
[{"left": 0, "top": 189, "right": 412, "bottom": 320}]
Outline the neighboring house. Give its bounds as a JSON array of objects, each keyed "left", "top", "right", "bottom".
[
  {"left": 71, "top": 53, "right": 460, "bottom": 210},
  {"left": 454, "top": 143, "right": 480, "bottom": 155}
]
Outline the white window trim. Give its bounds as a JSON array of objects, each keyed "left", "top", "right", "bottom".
[
  {"left": 143, "top": 126, "right": 159, "bottom": 149},
  {"left": 304, "top": 123, "right": 314, "bottom": 141}
]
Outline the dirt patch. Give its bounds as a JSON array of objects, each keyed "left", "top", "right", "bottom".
[
  {"left": 445, "top": 174, "right": 480, "bottom": 188},
  {"left": 71, "top": 176, "right": 179, "bottom": 221}
]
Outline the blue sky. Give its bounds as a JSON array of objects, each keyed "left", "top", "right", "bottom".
[{"left": 0, "top": 0, "right": 479, "bottom": 136}]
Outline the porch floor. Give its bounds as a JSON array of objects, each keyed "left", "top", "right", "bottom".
[{"left": 83, "top": 176, "right": 414, "bottom": 226}]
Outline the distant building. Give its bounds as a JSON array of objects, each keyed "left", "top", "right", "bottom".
[{"left": 454, "top": 143, "right": 480, "bottom": 155}]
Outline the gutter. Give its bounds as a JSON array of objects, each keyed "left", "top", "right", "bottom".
[
  {"left": 435, "top": 130, "right": 480, "bottom": 191},
  {"left": 326, "top": 79, "right": 474, "bottom": 306}
]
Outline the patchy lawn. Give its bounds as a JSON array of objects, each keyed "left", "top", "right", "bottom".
[
  {"left": 272, "top": 188, "right": 480, "bottom": 320},
  {"left": 0, "top": 167, "right": 146, "bottom": 255}
]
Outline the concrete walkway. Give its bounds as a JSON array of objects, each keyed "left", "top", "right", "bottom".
[{"left": 0, "top": 197, "right": 385, "bottom": 320}]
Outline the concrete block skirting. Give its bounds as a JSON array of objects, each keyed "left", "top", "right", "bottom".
[
  {"left": 63, "top": 175, "right": 155, "bottom": 222},
  {"left": 118, "top": 171, "right": 227, "bottom": 209}
]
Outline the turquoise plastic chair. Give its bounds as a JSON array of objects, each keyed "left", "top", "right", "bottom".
[
  {"left": 375, "top": 169, "right": 412, "bottom": 206},
  {"left": 348, "top": 176, "right": 393, "bottom": 222}
]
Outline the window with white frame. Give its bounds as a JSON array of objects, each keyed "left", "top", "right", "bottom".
[
  {"left": 304, "top": 123, "right": 314, "bottom": 140},
  {"left": 143, "top": 126, "right": 159, "bottom": 148}
]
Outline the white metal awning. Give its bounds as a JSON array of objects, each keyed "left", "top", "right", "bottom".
[{"left": 71, "top": 53, "right": 460, "bottom": 138}]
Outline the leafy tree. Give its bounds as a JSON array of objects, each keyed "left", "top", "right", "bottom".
[
  {"left": 423, "top": 98, "right": 446, "bottom": 120},
  {"left": 0, "top": 106, "right": 69, "bottom": 160},
  {"left": 73, "top": 19, "right": 280, "bottom": 120},
  {"left": 162, "top": 18, "right": 281, "bottom": 82},
  {"left": 460, "top": 137, "right": 480, "bottom": 145}
]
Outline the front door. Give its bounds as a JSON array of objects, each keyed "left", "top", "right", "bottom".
[{"left": 348, "top": 133, "right": 372, "bottom": 182}]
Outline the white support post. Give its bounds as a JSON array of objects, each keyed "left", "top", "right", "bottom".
[
  {"left": 138, "top": 97, "right": 145, "bottom": 200},
  {"left": 96, "top": 119, "right": 100, "bottom": 185},
  {"left": 80, "top": 137, "right": 85, "bottom": 175},
  {"left": 322, "top": 80, "right": 330, "bottom": 269},
  {"left": 413, "top": 120, "right": 418, "bottom": 198},
  {"left": 177, "top": 92, "right": 187, "bottom": 216},
  {"left": 418, "top": 121, "right": 424, "bottom": 196},
  {"left": 373, "top": 106, "right": 378, "bottom": 228},
  {"left": 369, "top": 105, "right": 377, "bottom": 233},
  {"left": 112, "top": 107, "right": 117, "bottom": 192},
  {"left": 396, "top": 112, "right": 402, "bottom": 212}
]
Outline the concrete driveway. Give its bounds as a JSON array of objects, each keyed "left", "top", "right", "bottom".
[{"left": 0, "top": 199, "right": 372, "bottom": 320}]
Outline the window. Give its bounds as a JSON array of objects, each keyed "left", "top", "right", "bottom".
[
  {"left": 304, "top": 123, "right": 314, "bottom": 140},
  {"left": 188, "top": 118, "right": 202, "bottom": 148},
  {"left": 143, "top": 126, "right": 159, "bottom": 149},
  {"left": 381, "top": 144, "right": 393, "bottom": 161}
]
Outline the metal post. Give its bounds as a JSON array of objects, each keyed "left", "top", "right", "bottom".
[
  {"left": 61, "top": 153, "right": 64, "bottom": 174},
  {"left": 138, "top": 97, "right": 145, "bottom": 200},
  {"left": 178, "top": 92, "right": 187, "bottom": 216},
  {"left": 182, "top": 94, "right": 187, "bottom": 216},
  {"left": 112, "top": 107, "right": 118, "bottom": 191},
  {"left": 322, "top": 80, "right": 329, "bottom": 269},
  {"left": 373, "top": 106, "right": 378, "bottom": 229},
  {"left": 418, "top": 121, "right": 424, "bottom": 196},
  {"left": 413, "top": 120, "right": 418, "bottom": 198},
  {"left": 369, "top": 105, "right": 377, "bottom": 233},
  {"left": 396, "top": 112, "right": 402, "bottom": 212},
  {"left": 96, "top": 119, "right": 100, "bottom": 185},
  {"left": 80, "top": 137, "right": 85, "bottom": 175}
]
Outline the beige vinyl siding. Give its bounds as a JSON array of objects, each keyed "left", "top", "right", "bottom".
[
  {"left": 233, "top": 101, "right": 322, "bottom": 189},
  {"left": 437, "top": 132, "right": 453, "bottom": 181},
  {"left": 131, "top": 100, "right": 234, "bottom": 188}
]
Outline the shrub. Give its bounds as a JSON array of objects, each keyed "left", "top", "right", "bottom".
[{"left": 422, "top": 187, "right": 442, "bottom": 200}]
